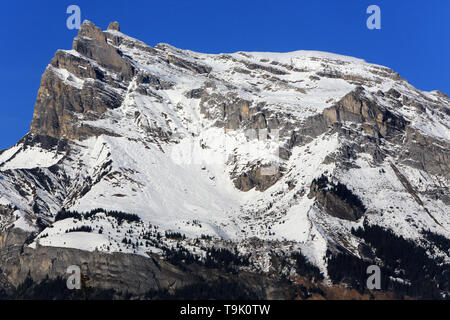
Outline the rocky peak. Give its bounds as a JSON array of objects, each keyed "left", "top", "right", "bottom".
[
  {"left": 76, "top": 20, "right": 107, "bottom": 43},
  {"left": 107, "top": 21, "right": 120, "bottom": 32},
  {"left": 72, "top": 21, "right": 133, "bottom": 77},
  {"left": 30, "top": 21, "right": 135, "bottom": 140}
]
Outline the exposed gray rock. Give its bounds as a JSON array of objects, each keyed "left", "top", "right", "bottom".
[
  {"left": 400, "top": 127, "right": 450, "bottom": 178},
  {"left": 73, "top": 21, "right": 134, "bottom": 80},
  {"left": 184, "top": 88, "right": 206, "bottom": 99},
  {"left": 323, "top": 88, "right": 408, "bottom": 139},
  {"left": 243, "top": 62, "right": 289, "bottom": 75},
  {"left": 30, "top": 70, "right": 123, "bottom": 139},
  {"left": 136, "top": 72, "right": 174, "bottom": 90}
]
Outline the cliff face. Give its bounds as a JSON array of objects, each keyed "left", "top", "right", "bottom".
[
  {"left": 0, "top": 20, "right": 449, "bottom": 298},
  {"left": 0, "top": 228, "right": 294, "bottom": 299},
  {"left": 30, "top": 21, "right": 133, "bottom": 140},
  {"left": 0, "top": 228, "right": 182, "bottom": 293}
]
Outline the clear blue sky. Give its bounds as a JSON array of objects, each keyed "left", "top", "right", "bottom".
[{"left": 0, "top": 0, "right": 449, "bottom": 149}]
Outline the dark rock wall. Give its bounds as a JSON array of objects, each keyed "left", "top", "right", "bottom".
[{"left": 0, "top": 228, "right": 293, "bottom": 299}]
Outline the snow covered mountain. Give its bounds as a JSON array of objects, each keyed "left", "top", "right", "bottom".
[{"left": 0, "top": 20, "right": 448, "bottom": 299}]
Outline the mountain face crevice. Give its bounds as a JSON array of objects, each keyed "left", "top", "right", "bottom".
[{"left": 1, "top": 20, "right": 449, "bottom": 299}]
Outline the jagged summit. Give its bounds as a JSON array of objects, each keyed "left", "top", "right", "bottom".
[
  {"left": 0, "top": 20, "right": 449, "bottom": 298},
  {"left": 107, "top": 21, "right": 120, "bottom": 31}
]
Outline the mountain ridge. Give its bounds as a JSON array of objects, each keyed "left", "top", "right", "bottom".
[{"left": 0, "top": 20, "right": 449, "bottom": 299}]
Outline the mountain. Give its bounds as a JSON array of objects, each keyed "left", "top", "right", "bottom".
[{"left": 0, "top": 20, "right": 449, "bottom": 299}]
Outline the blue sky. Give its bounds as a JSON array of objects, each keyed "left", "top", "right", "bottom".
[{"left": 0, "top": 0, "right": 448, "bottom": 149}]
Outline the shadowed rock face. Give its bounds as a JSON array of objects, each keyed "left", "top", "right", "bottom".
[
  {"left": 0, "top": 228, "right": 294, "bottom": 299},
  {"left": 0, "top": 228, "right": 190, "bottom": 295},
  {"left": 0, "top": 229, "right": 188, "bottom": 294},
  {"left": 199, "top": 93, "right": 282, "bottom": 131},
  {"left": 308, "top": 176, "right": 366, "bottom": 221}
]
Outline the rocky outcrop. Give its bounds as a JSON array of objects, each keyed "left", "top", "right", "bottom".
[
  {"left": 73, "top": 21, "right": 134, "bottom": 79},
  {"left": 198, "top": 92, "right": 288, "bottom": 191},
  {"left": 30, "top": 21, "right": 133, "bottom": 140},
  {"left": 232, "top": 165, "right": 283, "bottom": 192},
  {"left": 30, "top": 69, "right": 122, "bottom": 139},
  {"left": 400, "top": 127, "right": 450, "bottom": 178},
  {"left": 243, "top": 61, "right": 289, "bottom": 76},
  {"left": 323, "top": 88, "right": 408, "bottom": 139},
  {"left": 321, "top": 88, "right": 449, "bottom": 179},
  {"left": 136, "top": 72, "right": 174, "bottom": 90},
  {"left": 0, "top": 205, "right": 14, "bottom": 217},
  {"left": 199, "top": 93, "right": 285, "bottom": 132},
  {"left": 0, "top": 206, "right": 16, "bottom": 233},
  {"left": 107, "top": 21, "right": 120, "bottom": 32},
  {"left": 166, "top": 54, "right": 211, "bottom": 74},
  {"left": 308, "top": 176, "right": 366, "bottom": 221}
]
